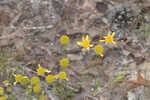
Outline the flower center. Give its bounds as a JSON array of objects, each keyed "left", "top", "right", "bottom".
[
  {"left": 83, "top": 40, "right": 90, "bottom": 48},
  {"left": 106, "top": 36, "right": 113, "bottom": 42}
]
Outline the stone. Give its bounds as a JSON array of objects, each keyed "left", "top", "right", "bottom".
[
  {"left": 96, "top": 2, "right": 108, "bottom": 13},
  {"left": 67, "top": 54, "right": 83, "bottom": 61}
]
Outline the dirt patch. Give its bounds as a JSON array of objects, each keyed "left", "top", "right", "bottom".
[{"left": 0, "top": 0, "right": 150, "bottom": 100}]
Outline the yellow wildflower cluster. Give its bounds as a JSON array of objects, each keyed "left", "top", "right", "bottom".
[
  {"left": 32, "top": 65, "right": 68, "bottom": 94},
  {"left": 34, "top": 64, "right": 69, "bottom": 84},
  {"left": 14, "top": 74, "right": 41, "bottom": 93},
  {"left": 0, "top": 87, "right": 6, "bottom": 100},
  {"left": 76, "top": 32, "right": 117, "bottom": 56},
  {"left": 45, "top": 71, "right": 68, "bottom": 84},
  {"left": 37, "top": 64, "right": 51, "bottom": 76},
  {"left": 0, "top": 59, "right": 69, "bottom": 99},
  {"left": 3, "top": 80, "right": 12, "bottom": 93},
  {"left": 14, "top": 74, "right": 29, "bottom": 86},
  {"left": 0, "top": 96, "right": 6, "bottom": 100},
  {"left": 0, "top": 87, "right": 4, "bottom": 96},
  {"left": 0, "top": 80, "right": 12, "bottom": 100},
  {"left": 59, "top": 32, "right": 116, "bottom": 56}
]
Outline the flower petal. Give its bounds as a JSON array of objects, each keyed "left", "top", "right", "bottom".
[
  {"left": 65, "top": 77, "right": 69, "bottom": 81},
  {"left": 38, "top": 64, "right": 41, "bottom": 67},
  {"left": 99, "top": 53, "right": 104, "bottom": 57},
  {"left": 99, "top": 40, "right": 105, "bottom": 42},
  {"left": 112, "top": 32, "right": 116, "bottom": 37},
  {"left": 90, "top": 44, "right": 93, "bottom": 47},
  {"left": 77, "top": 42, "right": 82, "bottom": 46},
  {"left": 86, "top": 35, "right": 88, "bottom": 40},
  {"left": 104, "top": 36, "right": 107, "bottom": 39},
  {"left": 82, "top": 36, "right": 85, "bottom": 41},
  {"left": 108, "top": 31, "right": 111, "bottom": 35},
  {"left": 112, "top": 41, "right": 117, "bottom": 45},
  {"left": 45, "top": 69, "right": 51, "bottom": 73},
  {"left": 105, "top": 42, "right": 108, "bottom": 45},
  {"left": 87, "top": 47, "right": 90, "bottom": 51}
]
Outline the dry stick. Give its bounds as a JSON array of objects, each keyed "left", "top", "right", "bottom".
[
  {"left": 86, "top": 57, "right": 109, "bottom": 83},
  {"left": 119, "top": 65, "right": 150, "bottom": 96},
  {"left": 86, "top": 58, "right": 102, "bottom": 69}
]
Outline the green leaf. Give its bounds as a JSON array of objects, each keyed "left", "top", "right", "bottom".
[{"left": 114, "top": 75, "right": 125, "bottom": 83}]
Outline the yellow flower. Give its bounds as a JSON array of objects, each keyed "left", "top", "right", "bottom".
[
  {"left": 0, "top": 96, "right": 6, "bottom": 100},
  {"left": 60, "top": 35, "right": 70, "bottom": 45},
  {"left": 58, "top": 72, "right": 68, "bottom": 81},
  {"left": 0, "top": 87, "right": 4, "bottom": 95},
  {"left": 114, "top": 75, "right": 125, "bottom": 83},
  {"left": 77, "top": 35, "right": 93, "bottom": 51},
  {"left": 33, "top": 84, "right": 41, "bottom": 93},
  {"left": 94, "top": 45, "right": 104, "bottom": 57},
  {"left": 14, "top": 74, "right": 30, "bottom": 86},
  {"left": 37, "top": 64, "right": 51, "bottom": 76},
  {"left": 20, "top": 76, "right": 29, "bottom": 85},
  {"left": 31, "top": 77, "right": 40, "bottom": 86},
  {"left": 59, "top": 58, "right": 69, "bottom": 68},
  {"left": 45, "top": 75, "right": 55, "bottom": 84},
  {"left": 15, "top": 74, "right": 23, "bottom": 83},
  {"left": 99, "top": 32, "right": 117, "bottom": 45},
  {"left": 6, "top": 87, "right": 12, "bottom": 93},
  {"left": 2, "top": 80, "right": 10, "bottom": 86}
]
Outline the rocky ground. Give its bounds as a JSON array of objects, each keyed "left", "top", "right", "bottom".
[{"left": 0, "top": 0, "right": 150, "bottom": 100}]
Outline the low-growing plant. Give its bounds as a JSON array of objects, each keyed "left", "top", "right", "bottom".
[
  {"left": 53, "top": 80, "right": 76, "bottom": 100},
  {"left": 2, "top": 30, "right": 144, "bottom": 99}
]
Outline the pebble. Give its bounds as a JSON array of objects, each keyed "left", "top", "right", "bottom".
[{"left": 67, "top": 54, "right": 83, "bottom": 61}]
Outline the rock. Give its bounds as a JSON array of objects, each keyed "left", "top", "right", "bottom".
[
  {"left": 102, "top": 17, "right": 109, "bottom": 24},
  {"left": 0, "top": 39, "right": 10, "bottom": 47},
  {"left": 31, "top": 0, "right": 40, "bottom": 15},
  {"left": 67, "top": 54, "right": 83, "bottom": 61},
  {"left": 96, "top": 2, "right": 108, "bottom": 13},
  {"left": 66, "top": 43, "right": 81, "bottom": 54},
  {"left": 127, "top": 91, "right": 137, "bottom": 100},
  {"left": 141, "top": 62, "right": 150, "bottom": 80},
  {"left": 107, "top": 5, "right": 134, "bottom": 39},
  {"left": 122, "top": 49, "right": 130, "bottom": 56}
]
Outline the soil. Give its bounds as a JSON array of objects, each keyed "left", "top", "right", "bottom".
[{"left": 0, "top": 0, "right": 150, "bottom": 100}]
